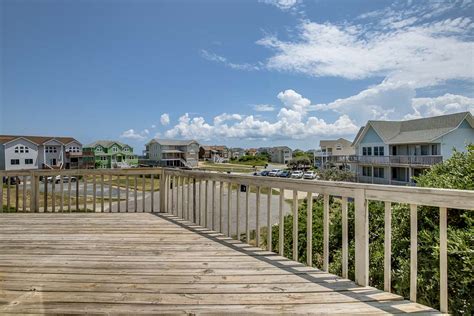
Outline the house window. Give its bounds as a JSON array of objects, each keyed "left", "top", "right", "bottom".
[
  {"left": 374, "top": 167, "right": 384, "bottom": 178},
  {"left": 362, "top": 147, "right": 372, "bottom": 156},
  {"left": 431, "top": 144, "right": 440, "bottom": 155},
  {"left": 391, "top": 146, "right": 397, "bottom": 156},
  {"left": 421, "top": 145, "right": 429, "bottom": 155},
  {"left": 25, "top": 159, "right": 33, "bottom": 164},
  {"left": 124, "top": 147, "right": 129, "bottom": 152},
  {"left": 96, "top": 147, "right": 102, "bottom": 152},
  {"left": 362, "top": 166, "right": 372, "bottom": 177},
  {"left": 11, "top": 159, "right": 20, "bottom": 165},
  {"left": 336, "top": 144, "right": 342, "bottom": 150},
  {"left": 374, "top": 146, "right": 384, "bottom": 156}
]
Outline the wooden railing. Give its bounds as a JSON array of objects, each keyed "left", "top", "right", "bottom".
[
  {"left": 161, "top": 168, "right": 473, "bottom": 313},
  {"left": 2, "top": 167, "right": 473, "bottom": 313},
  {"left": 0, "top": 168, "right": 164, "bottom": 213}
]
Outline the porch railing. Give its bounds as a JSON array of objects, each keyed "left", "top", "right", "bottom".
[
  {"left": 160, "top": 168, "right": 473, "bottom": 314},
  {"left": 1, "top": 167, "right": 473, "bottom": 313}
]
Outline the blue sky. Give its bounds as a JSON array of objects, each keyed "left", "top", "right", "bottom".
[{"left": 2, "top": 0, "right": 473, "bottom": 152}]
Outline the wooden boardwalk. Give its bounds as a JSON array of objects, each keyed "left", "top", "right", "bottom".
[{"left": 0, "top": 213, "right": 438, "bottom": 314}]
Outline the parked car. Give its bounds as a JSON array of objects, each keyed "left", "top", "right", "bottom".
[
  {"left": 290, "top": 170, "right": 303, "bottom": 179},
  {"left": 2, "top": 176, "right": 21, "bottom": 185},
  {"left": 55, "top": 176, "right": 77, "bottom": 184},
  {"left": 279, "top": 170, "right": 291, "bottom": 178},
  {"left": 303, "top": 171, "right": 317, "bottom": 179},
  {"left": 260, "top": 170, "right": 270, "bottom": 176},
  {"left": 268, "top": 169, "right": 281, "bottom": 177}
]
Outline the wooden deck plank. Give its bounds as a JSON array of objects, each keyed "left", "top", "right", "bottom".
[{"left": 0, "top": 213, "right": 438, "bottom": 315}]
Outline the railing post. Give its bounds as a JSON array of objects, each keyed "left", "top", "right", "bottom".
[
  {"left": 160, "top": 169, "right": 166, "bottom": 213},
  {"left": 354, "top": 188, "right": 369, "bottom": 286},
  {"left": 193, "top": 178, "right": 196, "bottom": 223}
]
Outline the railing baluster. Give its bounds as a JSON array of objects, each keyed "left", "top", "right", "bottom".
[
  {"left": 83, "top": 174, "right": 87, "bottom": 212},
  {"left": 292, "top": 190, "right": 298, "bottom": 261},
  {"left": 212, "top": 180, "right": 216, "bottom": 230},
  {"left": 187, "top": 177, "right": 191, "bottom": 219},
  {"left": 440, "top": 206, "right": 448, "bottom": 313},
  {"left": 100, "top": 175, "right": 104, "bottom": 212},
  {"left": 172, "top": 176, "right": 176, "bottom": 215},
  {"left": 134, "top": 175, "right": 138, "bottom": 212},
  {"left": 0, "top": 174, "right": 3, "bottom": 212},
  {"left": 22, "top": 175, "right": 27, "bottom": 212},
  {"left": 227, "top": 182, "right": 232, "bottom": 237},
  {"left": 205, "top": 180, "right": 208, "bottom": 228},
  {"left": 15, "top": 179, "right": 19, "bottom": 212},
  {"left": 59, "top": 175, "right": 63, "bottom": 213},
  {"left": 109, "top": 175, "right": 113, "bottom": 212},
  {"left": 219, "top": 181, "right": 224, "bottom": 232},
  {"left": 51, "top": 175, "right": 56, "bottom": 212},
  {"left": 68, "top": 175, "right": 72, "bottom": 212},
  {"left": 92, "top": 175, "right": 96, "bottom": 212},
  {"left": 384, "top": 201, "right": 392, "bottom": 292},
  {"left": 198, "top": 179, "right": 201, "bottom": 225},
  {"left": 279, "top": 188, "right": 284, "bottom": 256},
  {"left": 323, "top": 194, "right": 329, "bottom": 271},
  {"left": 43, "top": 176, "right": 47, "bottom": 212},
  {"left": 256, "top": 186, "right": 261, "bottom": 247},
  {"left": 354, "top": 188, "right": 369, "bottom": 286},
  {"left": 166, "top": 175, "right": 171, "bottom": 214},
  {"left": 117, "top": 175, "right": 121, "bottom": 213},
  {"left": 245, "top": 185, "right": 250, "bottom": 244},
  {"left": 125, "top": 176, "right": 130, "bottom": 212},
  {"left": 181, "top": 177, "right": 185, "bottom": 218},
  {"left": 410, "top": 203, "right": 418, "bottom": 302},
  {"left": 192, "top": 178, "right": 196, "bottom": 222},
  {"left": 236, "top": 184, "right": 240, "bottom": 241},
  {"left": 267, "top": 187, "right": 272, "bottom": 251},
  {"left": 75, "top": 177, "right": 79, "bottom": 211},
  {"left": 33, "top": 174, "right": 39, "bottom": 212},
  {"left": 142, "top": 175, "right": 146, "bottom": 212},
  {"left": 342, "top": 196, "right": 348, "bottom": 279},
  {"left": 151, "top": 174, "right": 154, "bottom": 212},
  {"left": 0, "top": 173, "right": 6, "bottom": 213},
  {"left": 306, "top": 192, "right": 313, "bottom": 266}
]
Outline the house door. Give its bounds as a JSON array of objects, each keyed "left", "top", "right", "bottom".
[{"left": 50, "top": 158, "right": 57, "bottom": 166}]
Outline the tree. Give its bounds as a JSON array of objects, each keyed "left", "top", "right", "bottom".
[{"left": 288, "top": 156, "right": 311, "bottom": 169}]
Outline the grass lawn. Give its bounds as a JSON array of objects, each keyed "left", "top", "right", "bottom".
[{"left": 199, "top": 161, "right": 261, "bottom": 174}]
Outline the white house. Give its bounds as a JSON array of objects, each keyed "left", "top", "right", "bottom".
[
  {"left": 352, "top": 112, "right": 474, "bottom": 185},
  {"left": 0, "top": 135, "right": 82, "bottom": 170}
]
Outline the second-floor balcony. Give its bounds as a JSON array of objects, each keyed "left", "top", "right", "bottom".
[{"left": 356, "top": 155, "right": 443, "bottom": 166}]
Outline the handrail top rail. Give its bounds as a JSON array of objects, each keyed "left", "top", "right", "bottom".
[{"left": 0, "top": 167, "right": 162, "bottom": 177}]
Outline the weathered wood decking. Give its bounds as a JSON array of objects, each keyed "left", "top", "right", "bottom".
[{"left": 0, "top": 213, "right": 438, "bottom": 314}]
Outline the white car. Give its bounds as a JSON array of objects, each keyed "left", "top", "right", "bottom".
[
  {"left": 267, "top": 169, "right": 281, "bottom": 177},
  {"left": 303, "top": 171, "right": 317, "bottom": 179},
  {"left": 54, "top": 175, "right": 78, "bottom": 184},
  {"left": 290, "top": 170, "right": 303, "bottom": 179}
]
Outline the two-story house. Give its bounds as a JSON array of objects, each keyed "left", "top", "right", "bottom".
[
  {"left": 0, "top": 135, "right": 83, "bottom": 170},
  {"left": 145, "top": 139, "right": 199, "bottom": 168},
  {"left": 229, "top": 147, "right": 246, "bottom": 159},
  {"left": 83, "top": 141, "right": 138, "bottom": 169},
  {"left": 199, "top": 145, "right": 229, "bottom": 162},
  {"left": 352, "top": 111, "right": 474, "bottom": 185},
  {"left": 269, "top": 146, "right": 293, "bottom": 164},
  {"left": 314, "top": 138, "right": 355, "bottom": 170}
]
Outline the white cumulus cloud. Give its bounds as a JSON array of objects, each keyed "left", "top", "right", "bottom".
[
  {"left": 160, "top": 113, "right": 170, "bottom": 126},
  {"left": 120, "top": 129, "right": 149, "bottom": 141},
  {"left": 253, "top": 104, "right": 276, "bottom": 112}
]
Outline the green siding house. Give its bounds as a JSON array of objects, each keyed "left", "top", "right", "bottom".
[{"left": 83, "top": 141, "right": 138, "bottom": 169}]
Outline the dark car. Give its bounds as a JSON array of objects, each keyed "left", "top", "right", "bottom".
[
  {"left": 2, "top": 176, "right": 21, "bottom": 185},
  {"left": 260, "top": 170, "right": 270, "bottom": 176},
  {"left": 279, "top": 170, "right": 291, "bottom": 178}
]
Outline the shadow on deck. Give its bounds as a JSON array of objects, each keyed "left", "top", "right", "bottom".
[{"left": 0, "top": 213, "right": 438, "bottom": 314}]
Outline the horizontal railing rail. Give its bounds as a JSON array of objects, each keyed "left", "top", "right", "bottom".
[
  {"left": 355, "top": 155, "right": 443, "bottom": 165},
  {"left": 160, "top": 168, "right": 473, "bottom": 314}
]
